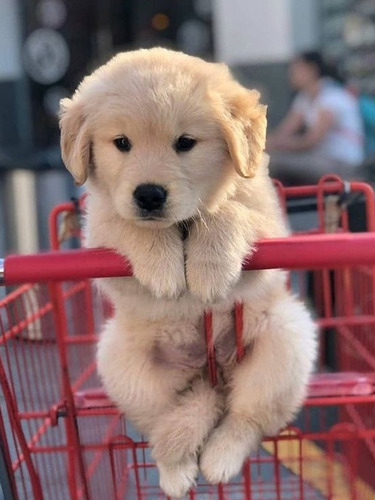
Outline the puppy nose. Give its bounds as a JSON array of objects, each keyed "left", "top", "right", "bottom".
[{"left": 133, "top": 184, "right": 167, "bottom": 212}]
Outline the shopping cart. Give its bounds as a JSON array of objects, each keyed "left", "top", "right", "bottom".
[{"left": 1, "top": 176, "right": 375, "bottom": 500}]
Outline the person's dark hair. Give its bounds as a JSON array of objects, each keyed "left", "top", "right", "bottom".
[{"left": 296, "top": 50, "right": 345, "bottom": 84}]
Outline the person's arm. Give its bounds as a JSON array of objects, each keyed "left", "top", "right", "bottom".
[
  {"left": 267, "top": 110, "right": 304, "bottom": 150},
  {"left": 280, "top": 108, "right": 335, "bottom": 151}
]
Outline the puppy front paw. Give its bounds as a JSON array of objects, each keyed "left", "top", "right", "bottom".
[
  {"left": 200, "top": 418, "right": 260, "bottom": 484},
  {"left": 186, "top": 260, "right": 241, "bottom": 304},
  {"left": 132, "top": 252, "right": 186, "bottom": 299},
  {"left": 158, "top": 457, "right": 198, "bottom": 498}
]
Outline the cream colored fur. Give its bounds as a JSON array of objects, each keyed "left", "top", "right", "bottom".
[{"left": 60, "top": 48, "right": 316, "bottom": 498}]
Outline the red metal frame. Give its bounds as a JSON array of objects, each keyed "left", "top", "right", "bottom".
[
  {"left": 0, "top": 178, "right": 375, "bottom": 499},
  {"left": 2, "top": 232, "right": 375, "bottom": 285}
]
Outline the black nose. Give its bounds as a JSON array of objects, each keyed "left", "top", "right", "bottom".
[{"left": 133, "top": 184, "right": 167, "bottom": 212}]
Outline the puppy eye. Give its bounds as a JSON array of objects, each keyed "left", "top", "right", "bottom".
[
  {"left": 174, "top": 135, "right": 197, "bottom": 153},
  {"left": 114, "top": 136, "right": 132, "bottom": 152}
]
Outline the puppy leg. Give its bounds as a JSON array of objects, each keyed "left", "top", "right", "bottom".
[
  {"left": 97, "top": 319, "right": 180, "bottom": 431},
  {"left": 200, "top": 296, "right": 316, "bottom": 483},
  {"left": 186, "top": 202, "right": 258, "bottom": 303},
  {"left": 97, "top": 319, "right": 221, "bottom": 497},
  {"left": 87, "top": 213, "right": 186, "bottom": 299},
  {"left": 124, "top": 225, "right": 186, "bottom": 299},
  {"left": 152, "top": 378, "right": 223, "bottom": 498}
]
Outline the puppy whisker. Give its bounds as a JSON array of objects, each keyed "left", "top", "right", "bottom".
[
  {"left": 195, "top": 207, "right": 209, "bottom": 232},
  {"left": 189, "top": 214, "right": 201, "bottom": 237}
]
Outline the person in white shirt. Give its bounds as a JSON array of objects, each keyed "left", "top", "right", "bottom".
[{"left": 268, "top": 51, "right": 364, "bottom": 185}]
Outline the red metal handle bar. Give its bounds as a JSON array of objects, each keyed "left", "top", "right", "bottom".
[{"left": 1, "top": 232, "right": 375, "bottom": 286}]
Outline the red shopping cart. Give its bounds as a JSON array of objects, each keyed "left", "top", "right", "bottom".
[{"left": 1, "top": 176, "right": 375, "bottom": 500}]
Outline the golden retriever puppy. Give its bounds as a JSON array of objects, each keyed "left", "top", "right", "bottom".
[{"left": 60, "top": 48, "right": 316, "bottom": 498}]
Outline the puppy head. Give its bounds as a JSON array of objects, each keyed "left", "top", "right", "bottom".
[{"left": 60, "top": 48, "right": 267, "bottom": 227}]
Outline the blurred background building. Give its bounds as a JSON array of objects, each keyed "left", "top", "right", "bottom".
[{"left": 0, "top": 0, "right": 374, "bottom": 254}]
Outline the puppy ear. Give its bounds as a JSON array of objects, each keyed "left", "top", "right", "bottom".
[
  {"left": 59, "top": 98, "right": 90, "bottom": 186},
  {"left": 214, "top": 87, "right": 267, "bottom": 178}
]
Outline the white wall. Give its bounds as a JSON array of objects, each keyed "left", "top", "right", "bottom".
[
  {"left": 290, "top": 0, "right": 319, "bottom": 53},
  {"left": 214, "top": 0, "right": 294, "bottom": 64},
  {"left": 0, "top": 0, "right": 22, "bottom": 80},
  {"left": 213, "top": 0, "right": 319, "bottom": 65}
]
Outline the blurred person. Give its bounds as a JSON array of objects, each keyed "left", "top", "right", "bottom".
[{"left": 267, "top": 51, "right": 364, "bottom": 185}]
